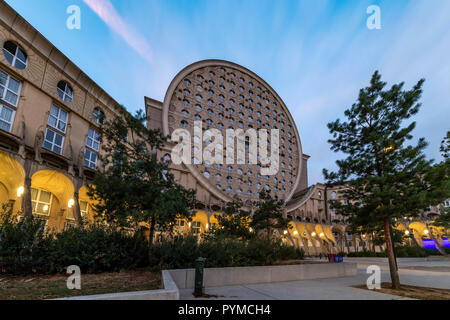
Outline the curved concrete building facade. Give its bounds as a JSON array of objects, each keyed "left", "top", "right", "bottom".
[{"left": 161, "top": 60, "right": 302, "bottom": 204}]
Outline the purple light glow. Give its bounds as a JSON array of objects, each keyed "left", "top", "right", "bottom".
[
  {"left": 422, "top": 239, "right": 436, "bottom": 249},
  {"left": 442, "top": 238, "right": 449, "bottom": 248}
]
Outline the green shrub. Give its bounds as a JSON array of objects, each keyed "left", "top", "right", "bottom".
[
  {"left": 347, "top": 250, "right": 386, "bottom": 257},
  {"left": 149, "top": 236, "right": 304, "bottom": 270},
  {"left": 50, "top": 225, "right": 149, "bottom": 274},
  {"left": 0, "top": 207, "right": 148, "bottom": 275},
  {"left": 395, "top": 246, "right": 449, "bottom": 257},
  {"left": 345, "top": 245, "right": 449, "bottom": 258},
  {"left": 395, "top": 246, "right": 427, "bottom": 257},
  {"left": 0, "top": 207, "right": 54, "bottom": 275}
]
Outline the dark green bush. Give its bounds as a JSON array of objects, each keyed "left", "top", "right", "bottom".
[
  {"left": 395, "top": 246, "right": 427, "bottom": 257},
  {"left": 49, "top": 225, "right": 149, "bottom": 274},
  {"left": 149, "top": 236, "right": 304, "bottom": 270},
  {"left": 346, "top": 245, "right": 448, "bottom": 258},
  {"left": 0, "top": 208, "right": 54, "bottom": 275},
  {"left": 347, "top": 249, "right": 386, "bottom": 257},
  {"left": 0, "top": 207, "right": 148, "bottom": 275}
]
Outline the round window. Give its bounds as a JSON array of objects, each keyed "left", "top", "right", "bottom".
[{"left": 3, "top": 41, "right": 27, "bottom": 69}]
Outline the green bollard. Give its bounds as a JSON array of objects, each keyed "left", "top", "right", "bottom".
[{"left": 193, "top": 257, "right": 205, "bottom": 297}]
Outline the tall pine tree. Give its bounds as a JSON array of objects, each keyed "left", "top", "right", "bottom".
[
  {"left": 87, "top": 107, "right": 197, "bottom": 248},
  {"left": 323, "top": 72, "right": 449, "bottom": 289}
]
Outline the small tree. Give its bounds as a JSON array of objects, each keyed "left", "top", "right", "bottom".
[
  {"left": 429, "top": 132, "right": 450, "bottom": 233},
  {"left": 87, "top": 107, "right": 197, "bottom": 248},
  {"left": 211, "top": 200, "right": 253, "bottom": 240},
  {"left": 250, "top": 190, "right": 290, "bottom": 241},
  {"left": 323, "top": 71, "right": 450, "bottom": 289}
]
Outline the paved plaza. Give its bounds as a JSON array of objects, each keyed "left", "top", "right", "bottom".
[{"left": 180, "top": 258, "right": 450, "bottom": 300}]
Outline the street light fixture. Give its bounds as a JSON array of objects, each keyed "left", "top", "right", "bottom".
[
  {"left": 17, "top": 186, "right": 24, "bottom": 197},
  {"left": 68, "top": 199, "right": 75, "bottom": 208}
]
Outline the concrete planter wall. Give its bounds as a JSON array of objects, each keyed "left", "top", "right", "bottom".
[
  {"left": 168, "top": 262, "right": 357, "bottom": 289},
  {"left": 54, "top": 263, "right": 357, "bottom": 300}
]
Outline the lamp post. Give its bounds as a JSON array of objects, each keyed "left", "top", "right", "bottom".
[{"left": 194, "top": 257, "right": 205, "bottom": 297}]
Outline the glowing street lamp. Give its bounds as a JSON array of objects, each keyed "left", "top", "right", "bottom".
[
  {"left": 17, "top": 186, "right": 24, "bottom": 197},
  {"left": 311, "top": 232, "right": 317, "bottom": 237},
  {"left": 283, "top": 230, "right": 288, "bottom": 235},
  {"left": 423, "top": 229, "right": 429, "bottom": 235},
  {"left": 68, "top": 199, "right": 75, "bottom": 208},
  {"left": 293, "top": 231, "right": 298, "bottom": 236},
  {"left": 405, "top": 230, "right": 410, "bottom": 235}
]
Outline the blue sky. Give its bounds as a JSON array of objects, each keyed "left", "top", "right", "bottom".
[{"left": 6, "top": 0, "right": 450, "bottom": 184}]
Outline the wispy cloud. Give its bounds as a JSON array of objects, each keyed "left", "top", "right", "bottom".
[{"left": 83, "top": 0, "right": 153, "bottom": 64}]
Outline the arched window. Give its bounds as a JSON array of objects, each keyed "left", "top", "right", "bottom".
[
  {"left": 93, "top": 107, "right": 105, "bottom": 125},
  {"left": 57, "top": 81, "right": 73, "bottom": 103},
  {"left": 3, "top": 41, "right": 27, "bottom": 69}
]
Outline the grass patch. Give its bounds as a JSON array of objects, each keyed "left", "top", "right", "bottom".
[
  {"left": 353, "top": 282, "right": 450, "bottom": 300},
  {"left": 0, "top": 269, "right": 161, "bottom": 300}
]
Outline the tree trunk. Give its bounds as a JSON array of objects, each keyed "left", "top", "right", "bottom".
[
  {"left": 384, "top": 217, "right": 401, "bottom": 289},
  {"left": 148, "top": 217, "right": 156, "bottom": 248},
  {"left": 73, "top": 191, "right": 84, "bottom": 230},
  {"left": 22, "top": 176, "right": 33, "bottom": 222}
]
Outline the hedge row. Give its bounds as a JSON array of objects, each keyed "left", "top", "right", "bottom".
[
  {"left": 0, "top": 210, "right": 148, "bottom": 275},
  {"left": 0, "top": 209, "right": 304, "bottom": 275},
  {"left": 345, "top": 246, "right": 449, "bottom": 258},
  {"left": 149, "top": 235, "right": 305, "bottom": 269}
]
